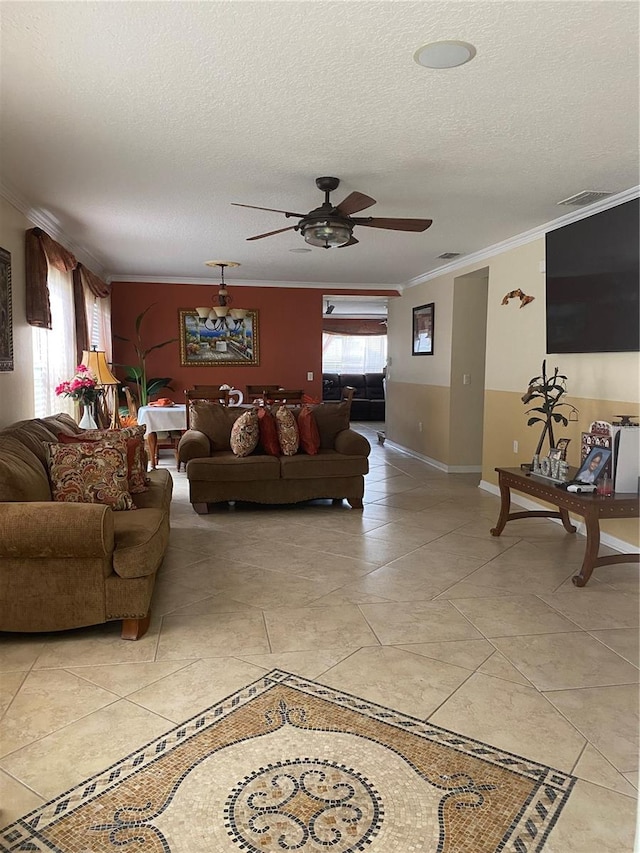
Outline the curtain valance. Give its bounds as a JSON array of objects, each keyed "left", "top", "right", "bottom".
[
  {"left": 323, "top": 318, "right": 387, "bottom": 336},
  {"left": 25, "top": 227, "right": 110, "bottom": 328}
]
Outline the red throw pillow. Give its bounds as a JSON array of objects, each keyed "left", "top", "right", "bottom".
[
  {"left": 302, "top": 393, "right": 321, "bottom": 405},
  {"left": 257, "top": 407, "right": 280, "bottom": 456},
  {"left": 57, "top": 432, "right": 148, "bottom": 493},
  {"left": 297, "top": 405, "right": 320, "bottom": 455}
]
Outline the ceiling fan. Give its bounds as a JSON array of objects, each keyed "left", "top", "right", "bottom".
[{"left": 232, "top": 176, "right": 433, "bottom": 249}]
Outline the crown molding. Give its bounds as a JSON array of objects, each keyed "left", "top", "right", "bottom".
[
  {"left": 107, "top": 275, "right": 397, "bottom": 290},
  {"left": 0, "top": 181, "right": 108, "bottom": 277},
  {"left": 403, "top": 185, "right": 640, "bottom": 290}
]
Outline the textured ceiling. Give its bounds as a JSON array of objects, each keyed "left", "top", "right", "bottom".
[{"left": 1, "top": 1, "right": 638, "bottom": 288}]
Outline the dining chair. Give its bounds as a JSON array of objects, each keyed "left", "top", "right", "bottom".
[
  {"left": 269, "top": 389, "right": 304, "bottom": 404},
  {"left": 246, "top": 384, "right": 282, "bottom": 402},
  {"left": 184, "top": 388, "right": 230, "bottom": 429}
]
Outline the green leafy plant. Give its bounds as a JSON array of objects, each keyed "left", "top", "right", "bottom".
[
  {"left": 114, "top": 304, "right": 177, "bottom": 407},
  {"left": 521, "top": 359, "right": 578, "bottom": 457}
]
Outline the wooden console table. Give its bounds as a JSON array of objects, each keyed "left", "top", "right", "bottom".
[{"left": 491, "top": 467, "right": 639, "bottom": 587}]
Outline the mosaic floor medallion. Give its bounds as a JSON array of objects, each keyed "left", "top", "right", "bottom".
[{"left": 0, "top": 671, "right": 575, "bottom": 852}]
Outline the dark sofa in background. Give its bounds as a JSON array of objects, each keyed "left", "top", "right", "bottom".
[{"left": 322, "top": 373, "right": 385, "bottom": 421}]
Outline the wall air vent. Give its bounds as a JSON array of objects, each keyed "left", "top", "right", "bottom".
[
  {"left": 556, "top": 191, "right": 613, "bottom": 206},
  {"left": 437, "top": 252, "right": 462, "bottom": 259}
]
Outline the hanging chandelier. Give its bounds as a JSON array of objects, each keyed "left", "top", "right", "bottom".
[{"left": 195, "top": 261, "right": 248, "bottom": 330}]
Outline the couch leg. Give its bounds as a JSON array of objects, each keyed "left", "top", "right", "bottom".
[
  {"left": 348, "top": 497, "right": 364, "bottom": 509},
  {"left": 121, "top": 613, "right": 150, "bottom": 640},
  {"left": 192, "top": 502, "right": 209, "bottom": 514}
]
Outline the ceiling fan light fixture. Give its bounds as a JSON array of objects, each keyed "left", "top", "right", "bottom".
[
  {"left": 302, "top": 219, "right": 352, "bottom": 249},
  {"left": 414, "top": 40, "right": 476, "bottom": 69}
]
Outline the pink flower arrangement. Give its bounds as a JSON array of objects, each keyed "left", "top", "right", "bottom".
[{"left": 55, "top": 364, "right": 100, "bottom": 405}]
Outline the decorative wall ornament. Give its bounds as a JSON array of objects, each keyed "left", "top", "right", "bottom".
[
  {"left": 0, "top": 247, "right": 13, "bottom": 371},
  {"left": 501, "top": 288, "right": 535, "bottom": 308},
  {"left": 522, "top": 360, "right": 578, "bottom": 461}
]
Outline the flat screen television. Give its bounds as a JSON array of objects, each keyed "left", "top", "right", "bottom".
[{"left": 545, "top": 198, "right": 639, "bottom": 353}]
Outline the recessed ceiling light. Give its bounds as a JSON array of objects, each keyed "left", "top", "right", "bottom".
[
  {"left": 414, "top": 40, "right": 476, "bottom": 69},
  {"left": 289, "top": 247, "right": 312, "bottom": 253}
]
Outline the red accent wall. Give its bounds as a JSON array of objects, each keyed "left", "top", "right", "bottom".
[{"left": 111, "top": 282, "right": 397, "bottom": 401}]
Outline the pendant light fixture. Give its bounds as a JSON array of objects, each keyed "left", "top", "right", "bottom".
[{"left": 195, "top": 261, "right": 248, "bottom": 328}]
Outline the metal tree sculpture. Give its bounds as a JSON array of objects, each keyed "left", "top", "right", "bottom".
[{"left": 521, "top": 360, "right": 578, "bottom": 457}]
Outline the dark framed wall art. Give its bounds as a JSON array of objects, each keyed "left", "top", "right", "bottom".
[
  {"left": 0, "top": 247, "right": 13, "bottom": 372},
  {"left": 179, "top": 309, "right": 259, "bottom": 366},
  {"left": 412, "top": 302, "right": 434, "bottom": 356}
]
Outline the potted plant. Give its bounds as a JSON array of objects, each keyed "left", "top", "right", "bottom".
[{"left": 114, "top": 304, "right": 177, "bottom": 407}]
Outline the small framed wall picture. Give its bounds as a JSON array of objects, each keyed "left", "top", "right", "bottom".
[{"left": 412, "top": 303, "right": 434, "bottom": 356}]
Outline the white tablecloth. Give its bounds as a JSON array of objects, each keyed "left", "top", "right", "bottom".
[{"left": 137, "top": 405, "right": 186, "bottom": 433}]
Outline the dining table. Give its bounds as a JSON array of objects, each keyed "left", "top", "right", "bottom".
[{"left": 137, "top": 404, "right": 187, "bottom": 469}]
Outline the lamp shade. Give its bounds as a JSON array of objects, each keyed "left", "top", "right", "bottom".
[
  {"left": 302, "top": 219, "right": 352, "bottom": 248},
  {"left": 81, "top": 350, "right": 119, "bottom": 385}
]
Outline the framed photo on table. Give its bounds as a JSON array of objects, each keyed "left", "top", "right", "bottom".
[
  {"left": 412, "top": 303, "right": 434, "bottom": 356},
  {"left": 179, "top": 309, "right": 259, "bottom": 367},
  {"left": 575, "top": 446, "right": 612, "bottom": 484}
]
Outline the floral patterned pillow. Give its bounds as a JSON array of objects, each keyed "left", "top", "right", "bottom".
[
  {"left": 275, "top": 406, "right": 299, "bottom": 456},
  {"left": 229, "top": 408, "right": 259, "bottom": 457},
  {"left": 58, "top": 428, "right": 149, "bottom": 494},
  {"left": 47, "top": 441, "right": 136, "bottom": 511}
]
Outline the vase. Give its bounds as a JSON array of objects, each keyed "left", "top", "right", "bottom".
[{"left": 79, "top": 405, "right": 97, "bottom": 430}]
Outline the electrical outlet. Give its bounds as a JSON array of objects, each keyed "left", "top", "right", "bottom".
[
  {"left": 307, "top": 372, "right": 313, "bottom": 381},
  {"left": 419, "top": 422, "right": 423, "bottom": 433},
  {"left": 463, "top": 374, "right": 471, "bottom": 385},
  {"left": 513, "top": 440, "right": 519, "bottom": 453}
]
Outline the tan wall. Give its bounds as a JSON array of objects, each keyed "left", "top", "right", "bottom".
[
  {"left": 386, "top": 381, "right": 450, "bottom": 464},
  {"left": 0, "top": 198, "right": 34, "bottom": 427}
]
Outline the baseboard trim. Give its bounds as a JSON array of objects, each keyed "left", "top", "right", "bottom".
[
  {"left": 384, "top": 440, "right": 481, "bottom": 474},
  {"left": 479, "top": 479, "right": 637, "bottom": 556}
]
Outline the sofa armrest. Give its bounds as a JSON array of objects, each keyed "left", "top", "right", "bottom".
[
  {"left": 334, "top": 429, "right": 371, "bottom": 457},
  {"left": 178, "top": 429, "right": 210, "bottom": 464},
  {"left": 0, "top": 502, "right": 115, "bottom": 558}
]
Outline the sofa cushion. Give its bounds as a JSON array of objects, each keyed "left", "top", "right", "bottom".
[
  {"left": 191, "top": 402, "right": 242, "bottom": 451},
  {"left": 310, "top": 400, "right": 351, "bottom": 449},
  {"left": 58, "top": 431, "right": 149, "bottom": 494},
  {"left": 230, "top": 408, "right": 259, "bottom": 457},
  {"left": 257, "top": 407, "right": 280, "bottom": 456},
  {"left": 0, "top": 434, "right": 52, "bottom": 501},
  {"left": 112, "top": 508, "right": 167, "bottom": 578},
  {"left": 297, "top": 405, "right": 320, "bottom": 455},
  {"left": 47, "top": 441, "right": 136, "bottom": 511},
  {"left": 186, "top": 452, "right": 280, "bottom": 482},
  {"left": 280, "top": 450, "right": 369, "bottom": 479},
  {"left": 131, "top": 468, "right": 173, "bottom": 511},
  {"left": 322, "top": 373, "right": 341, "bottom": 401},
  {"left": 365, "top": 373, "right": 385, "bottom": 400},
  {"left": 275, "top": 406, "right": 299, "bottom": 456}
]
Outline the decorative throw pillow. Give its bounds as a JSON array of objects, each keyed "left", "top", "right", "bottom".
[
  {"left": 57, "top": 430, "right": 149, "bottom": 494},
  {"left": 297, "top": 405, "right": 320, "bottom": 455},
  {"left": 230, "top": 408, "right": 259, "bottom": 457},
  {"left": 47, "top": 441, "right": 136, "bottom": 511},
  {"left": 311, "top": 400, "right": 351, "bottom": 449},
  {"left": 257, "top": 406, "right": 280, "bottom": 456},
  {"left": 275, "top": 406, "right": 299, "bottom": 456}
]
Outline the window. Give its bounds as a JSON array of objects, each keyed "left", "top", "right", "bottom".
[
  {"left": 85, "top": 284, "right": 112, "bottom": 359},
  {"left": 322, "top": 333, "right": 387, "bottom": 374},
  {"left": 32, "top": 265, "right": 77, "bottom": 417}
]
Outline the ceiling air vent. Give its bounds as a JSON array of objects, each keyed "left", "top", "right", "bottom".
[
  {"left": 437, "top": 252, "right": 462, "bottom": 259},
  {"left": 556, "top": 191, "right": 613, "bottom": 206}
]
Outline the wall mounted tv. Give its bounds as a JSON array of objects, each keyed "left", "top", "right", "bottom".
[{"left": 545, "top": 198, "right": 639, "bottom": 353}]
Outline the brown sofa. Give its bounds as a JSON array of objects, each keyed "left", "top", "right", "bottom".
[
  {"left": 177, "top": 401, "right": 370, "bottom": 513},
  {"left": 0, "top": 413, "right": 173, "bottom": 639}
]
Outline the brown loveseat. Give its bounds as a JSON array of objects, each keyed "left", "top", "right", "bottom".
[
  {"left": 177, "top": 401, "right": 370, "bottom": 513},
  {"left": 0, "top": 413, "right": 173, "bottom": 639}
]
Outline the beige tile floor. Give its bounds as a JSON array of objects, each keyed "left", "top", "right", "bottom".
[{"left": 1, "top": 422, "right": 638, "bottom": 850}]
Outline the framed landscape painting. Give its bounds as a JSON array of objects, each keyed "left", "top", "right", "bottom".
[
  {"left": 179, "top": 309, "right": 259, "bottom": 366},
  {"left": 412, "top": 302, "right": 434, "bottom": 356},
  {"left": 0, "top": 247, "right": 13, "bottom": 372}
]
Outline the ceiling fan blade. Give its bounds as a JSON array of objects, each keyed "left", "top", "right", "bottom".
[
  {"left": 338, "top": 235, "right": 359, "bottom": 248},
  {"left": 335, "top": 192, "right": 376, "bottom": 216},
  {"left": 352, "top": 217, "right": 433, "bottom": 232},
  {"left": 246, "top": 226, "right": 298, "bottom": 241},
  {"left": 232, "top": 203, "right": 305, "bottom": 217}
]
